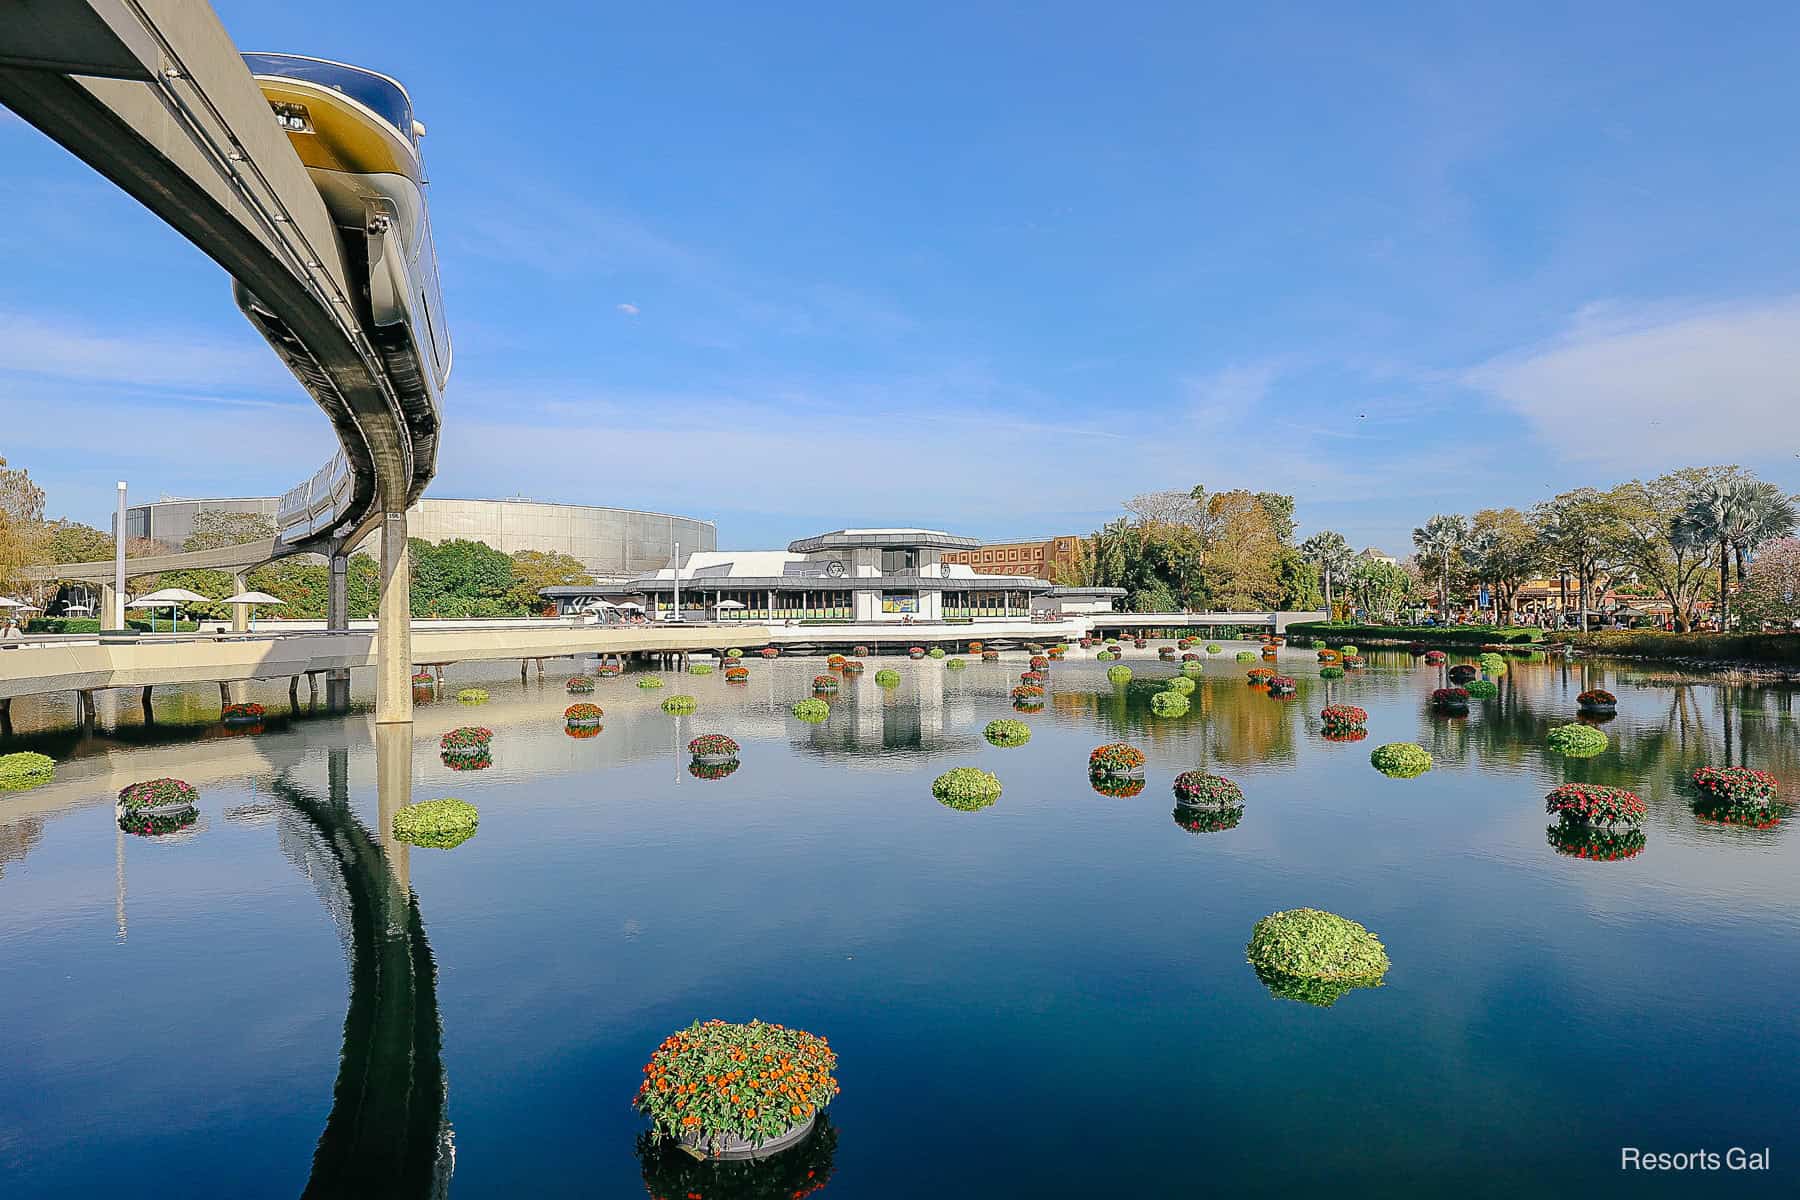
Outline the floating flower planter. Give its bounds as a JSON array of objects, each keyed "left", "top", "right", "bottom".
[
  {"left": 564, "top": 702, "right": 603, "bottom": 728},
  {"left": 1318, "top": 649, "right": 1341, "bottom": 664},
  {"left": 1336, "top": 644, "right": 1357, "bottom": 656},
  {"left": 928, "top": 647, "right": 945, "bottom": 659},
  {"left": 1105, "top": 664, "right": 1133, "bottom": 684},
  {"left": 0, "top": 751, "right": 55, "bottom": 791},
  {"left": 1020, "top": 671, "right": 1047, "bottom": 689},
  {"left": 1546, "top": 783, "right": 1646, "bottom": 827},
  {"left": 566, "top": 675, "right": 595, "bottom": 694},
  {"left": 440, "top": 726, "right": 492, "bottom": 755},
  {"left": 1431, "top": 686, "right": 1470, "bottom": 713},
  {"left": 688, "top": 758, "right": 741, "bottom": 781},
  {"left": 117, "top": 778, "right": 199, "bottom": 837},
  {"left": 1423, "top": 650, "right": 1447, "bottom": 665},
  {"left": 760, "top": 647, "right": 780, "bottom": 659},
  {"left": 1343, "top": 654, "right": 1365, "bottom": 669},
  {"left": 661, "top": 695, "right": 698, "bottom": 714},
  {"left": 1180, "top": 661, "right": 1204, "bottom": 677},
  {"left": 1547, "top": 823, "right": 1645, "bottom": 861},
  {"left": 1047, "top": 647, "right": 1066, "bottom": 660},
  {"left": 597, "top": 664, "right": 622, "bottom": 677},
  {"left": 1370, "top": 742, "right": 1432, "bottom": 778},
  {"left": 456, "top": 688, "right": 489, "bottom": 705},
  {"left": 1319, "top": 665, "right": 1345, "bottom": 680},
  {"left": 841, "top": 660, "right": 864, "bottom": 674},
  {"left": 826, "top": 654, "right": 847, "bottom": 667},
  {"left": 1079, "top": 638, "right": 1093, "bottom": 649},
  {"left": 1576, "top": 688, "right": 1617, "bottom": 714},
  {"left": 1164, "top": 675, "right": 1196, "bottom": 695},
  {"left": 688, "top": 733, "right": 740, "bottom": 766},
  {"left": 1206, "top": 644, "right": 1222, "bottom": 655},
  {"left": 392, "top": 798, "right": 479, "bottom": 849},
  {"left": 1234, "top": 650, "right": 1257, "bottom": 664},
  {"left": 1246, "top": 667, "right": 1275, "bottom": 684},
  {"left": 939, "top": 657, "right": 964, "bottom": 672},
  {"left": 1011, "top": 684, "right": 1046, "bottom": 702},
  {"left": 1266, "top": 676, "right": 1297, "bottom": 696},
  {"left": 1246, "top": 908, "right": 1390, "bottom": 1008},
  {"left": 984, "top": 719, "right": 1032, "bottom": 747},
  {"left": 635, "top": 1019, "right": 839, "bottom": 1161},
  {"left": 1029, "top": 655, "right": 1049, "bottom": 671},
  {"left": 1095, "top": 650, "right": 1117, "bottom": 661},
  {"left": 1181, "top": 652, "right": 1200, "bottom": 663},
  {"left": 933, "top": 767, "right": 1002, "bottom": 811},
  {"left": 853, "top": 645, "right": 870, "bottom": 657},
  {"left": 1689, "top": 766, "right": 1784, "bottom": 825},
  {"left": 1089, "top": 743, "right": 1147, "bottom": 779},
  {"left": 1174, "top": 805, "right": 1242, "bottom": 834},
  {"left": 725, "top": 648, "right": 745, "bottom": 659},
  {"left": 1546, "top": 723, "right": 1608, "bottom": 757},
  {"left": 791, "top": 698, "right": 830, "bottom": 723},
  {"left": 1177, "top": 637, "right": 1194, "bottom": 650},
  {"left": 410, "top": 671, "right": 435, "bottom": 686},
  {"left": 1150, "top": 690, "right": 1189, "bottom": 717},
  {"left": 1160, "top": 647, "right": 1178, "bottom": 660},
  {"left": 1173, "top": 771, "right": 1243, "bottom": 809},
  {"left": 689, "top": 663, "right": 715, "bottom": 675},
  {"left": 1461, "top": 678, "right": 1498, "bottom": 700},
  {"left": 874, "top": 669, "right": 901, "bottom": 688},
  {"left": 1478, "top": 653, "right": 1508, "bottom": 676},
  {"left": 725, "top": 665, "right": 750, "bottom": 682},
  {"left": 1446, "top": 664, "right": 1477, "bottom": 684},
  {"left": 638, "top": 677, "right": 665, "bottom": 689},
  {"left": 1320, "top": 704, "right": 1367, "bottom": 733},
  {"left": 1133, "top": 638, "right": 1148, "bottom": 649},
  {"left": 812, "top": 675, "right": 839, "bottom": 693},
  {"left": 966, "top": 641, "right": 984, "bottom": 653},
  {"left": 909, "top": 647, "right": 925, "bottom": 659},
  {"left": 981, "top": 650, "right": 1000, "bottom": 662}
]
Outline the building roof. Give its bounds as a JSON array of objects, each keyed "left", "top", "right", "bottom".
[{"left": 787, "top": 528, "right": 981, "bottom": 553}]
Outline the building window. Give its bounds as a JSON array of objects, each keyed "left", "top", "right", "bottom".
[
  {"left": 880, "top": 590, "right": 918, "bottom": 614},
  {"left": 880, "top": 548, "right": 919, "bottom": 574}
]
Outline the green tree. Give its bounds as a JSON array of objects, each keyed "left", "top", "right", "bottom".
[
  {"left": 1411, "top": 513, "right": 1468, "bottom": 617},
  {"left": 0, "top": 456, "right": 47, "bottom": 595},
  {"left": 1738, "top": 537, "right": 1800, "bottom": 629},
  {"left": 507, "top": 549, "right": 594, "bottom": 613},
  {"left": 1299, "top": 530, "right": 1354, "bottom": 616},
  {"left": 1532, "top": 490, "right": 1621, "bottom": 632},
  {"left": 1348, "top": 559, "right": 1410, "bottom": 622},
  {"left": 1608, "top": 470, "right": 1724, "bottom": 632},
  {"left": 1274, "top": 547, "right": 1321, "bottom": 610},
  {"left": 1462, "top": 508, "right": 1541, "bottom": 623},
  {"left": 1253, "top": 492, "right": 1297, "bottom": 545},
  {"left": 410, "top": 538, "right": 519, "bottom": 617}
]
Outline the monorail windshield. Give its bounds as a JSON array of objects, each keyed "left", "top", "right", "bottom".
[{"left": 243, "top": 53, "right": 413, "bottom": 140}]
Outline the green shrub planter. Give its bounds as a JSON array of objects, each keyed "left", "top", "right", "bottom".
[
  {"left": 927, "top": 647, "right": 945, "bottom": 659},
  {"left": 1106, "top": 665, "right": 1133, "bottom": 684},
  {"left": 932, "top": 767, "right": 1002, "bottom": 811},
  {"left": 1095, "top": 650, "right": 1116, "bottom": 662},
  {"left": 638, "top": 677, "right": 665, "bottom": 690},
  {"left": 392, "top": 798, "right": 479, "bottom": 849},
  {"left": 726, "top": 648, "right": 744, "bottom": 659},
  {"left": 1478, "top": 652, "right": 1507, "bottom": 676},
  {"left": 1462, "top": 678, "right": 1499, "bottom": 699},
  {"left": 945, "top": 658, "right": 966, "bottom": 670},
  {"left": 1246, "top": 908, "right": 1390, "bottom": 1008},
  {"left": 0, "top": 751, "right": 55, "bottom": 790},
  {"left": 1180, "top": 661, "right": 1204, "bottom": 677},
  {"left": 1546, "top": 723, "right": 1608, "bottom": 757},
  {"left": 1338, "top": 644, "right": 1359, "bottom": 657},
  {"left": 1319, "top": 665, "right": 1345, "bottom": 680},
  {"left": 1164, "top": 675, "right": 1196, "bottom": 695},
  {"left": 1235, "top": 651, "right": 1257, "bottom": 663},
  {"left": 791, "top": 698, "right": 830, "bottom": 723},
  {"left": 1206, "top": 644, "right": 1223, "bottom": 654},
  {"left": 873, "top": 669, "right": 901, "bottom": 687},
  {"left": 688, "top": 663, "right": 715, "bottom": 675},
  {"left": 1370, "top": 742, "right": 1432, "bottom": 778},
  {"left": 1150, "top": 691, "right": 1189, "bottom": 717},
  {"left": 983, "top": 719, "right": 1032, "bottom": 747},
  {"left": 660, "top": 694, "right": 698, "bottom": 714},
  {"left": 456, "top": 688, "right": 489, "bottom": 705}
]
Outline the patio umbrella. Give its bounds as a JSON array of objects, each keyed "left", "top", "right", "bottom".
[
  {"left": 715, "top": 599, "right": 746, "bottom": 611},
  {"left": 615, "top": 601, "right": 644, "bottom": 611},
  {"left": 131, "top": 587, "right": 213, "bottom": 633},
  {"left": 220, "top": 590, "right": 284, "bottom": 631}
]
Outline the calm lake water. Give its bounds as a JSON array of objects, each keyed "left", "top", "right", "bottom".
[{"left": 2, "top": 644, "right": 1797, "bottom": 1198}]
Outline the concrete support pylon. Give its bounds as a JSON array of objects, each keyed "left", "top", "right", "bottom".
[
  {"left": 230, "top": 570, "right": 249, "bottom": 632},
  {"left": 326, "top": 552, "right": 350, "bottom": 711},
  {"left": 375, "top": 510, "right": 412, "bottom": 724}
]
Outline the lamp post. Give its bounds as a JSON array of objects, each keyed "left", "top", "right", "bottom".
[
  {"left": 113, "top": 481, "right": 127, "bottom": 630},
  {"left": 671, "top": 540, "right": 680, "bottom": 621}
]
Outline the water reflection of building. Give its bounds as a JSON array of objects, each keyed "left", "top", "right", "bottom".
[{"left": 0, "top": 815, "right": 44, "bottom": 880}]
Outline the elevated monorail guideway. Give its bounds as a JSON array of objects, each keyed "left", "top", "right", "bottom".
[{"left": 0, "top": 0, "right": 451, "bottom": 723}]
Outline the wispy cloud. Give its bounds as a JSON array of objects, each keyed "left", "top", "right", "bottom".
[
  {"left": 0, "top": 311, "right": 293, "bottom": 397},
  {"left": 1466, "top": 297, "right": 1800, "bottom": 468},
  {"left": 616, "top": 302, "right": 640, "bottom": 315}
]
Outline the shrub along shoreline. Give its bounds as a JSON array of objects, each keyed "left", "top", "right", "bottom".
[
  {"left": 1285, "top": 622, "right": 1543, "bottom": 647},
  {"left": 1569, "top": 631, "right": 1800, "bottom": 669}
]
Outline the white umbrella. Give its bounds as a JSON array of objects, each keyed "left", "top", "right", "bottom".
[
  {"left": 0, "top": 597, "right": 36, "bottom": 609},
  {"left": 715, "top": 600, "right": 746, "bottom": 610},
  {"left": 220, "top": 590, "right": 284, "bottom": 631},
  {"left": 616, "top": 601, "right": 644, "bottom": 611},
  {"left": 130, "top": 587, "right": 213, "bottom": 633}
]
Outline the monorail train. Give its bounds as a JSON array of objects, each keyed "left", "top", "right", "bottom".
[{"left": 232, "top": 53, "right": 450, "bottom": 474}]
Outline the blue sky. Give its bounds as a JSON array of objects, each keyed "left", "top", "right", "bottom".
[{"left": 4, "top": 1, "right": 1798, "bottom": 553}]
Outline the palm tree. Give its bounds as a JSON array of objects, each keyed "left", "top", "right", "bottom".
[
  {"left": 1682, "top": 480, "right": 1755, "bottom": 630},
  {"left": 1735, "top": 481, "right": 1799, "bottom": 588},
  {"left": 1411, "top": 514, "right": 1468, "bottom": 620},
  {"left": 1299, "top": 530, "right": 1354, "bottom": 617}
]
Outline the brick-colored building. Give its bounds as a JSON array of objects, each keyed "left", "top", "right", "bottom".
[{"left": 941, "top": 536, "right": 1082, "bottom": 582}]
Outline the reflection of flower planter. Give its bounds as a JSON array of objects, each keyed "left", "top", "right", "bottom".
[
  {"left": 442, "top": 750, "right": 492, "bottom": 770},
  {"left": 812, "top": 675, "right": 839, "bottom": 693},
  {"left": 638, "top": 1116, "right": 838, "bottom": 1196},
  {"left": 1423, "top": 650, "right": 1446, "bottom": 665},
  {"left": 1546, "top": 823, "right": 1646, "bottom": 861},
  {"left": 564, "top": 723, "right": 602, "bottom": 739},
  {"left": 1447, "top": 664, "right": 1477, "bottom": 684},
  {"left": 1174, "top": 805, "right": 1243, "bottom": 834},
  {"left": 118, "top": 802, "right": 199, "bottom": 837},
  {"left": 688, "top": 758, "right": 741, "bottom": 781},
  {"left": 1091, "top": 774, "right": 1146, "bottom": 798},
  {"left": 1430, "top": 687, "right": 1469, "bottom": 713},
  {"left": 1321, "top": 728, "right": 1370, "bottom": 743}
]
